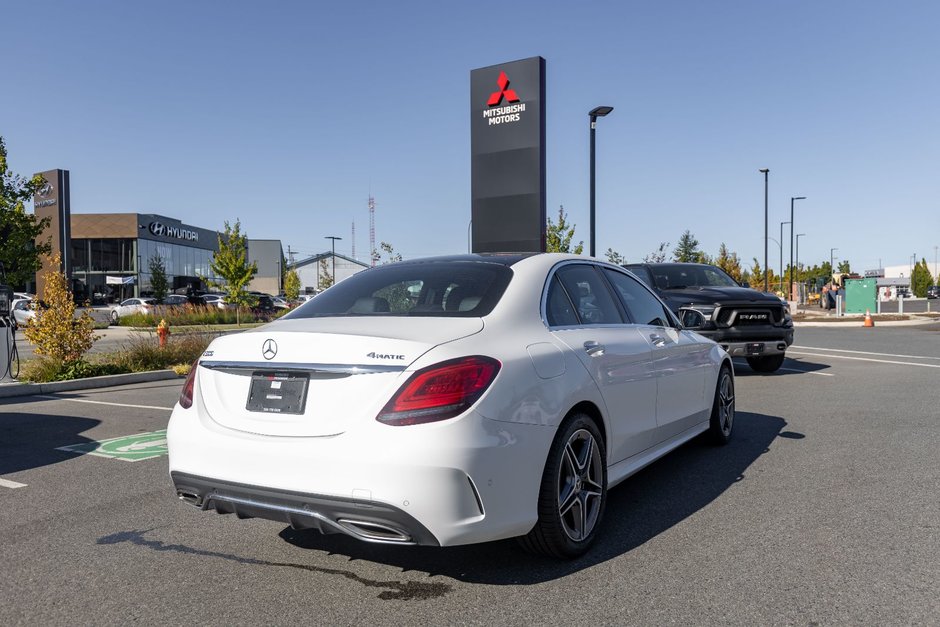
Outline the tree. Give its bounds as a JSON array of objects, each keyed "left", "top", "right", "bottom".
[
  {"left": 837, "top": 260, "right": 852, "bottom": 275},
  {"left": 148, "top": 253, "right": 169, "bottom": 302},
  {"left": 545, "top": 205, "right": 583, "bottom": 254},
  {"left": 23, "top": 252, "right": 97, "bottom": 363},
  {"left": 750, "top": 258, "right": 778, "bottom": 292},
  {"left": 209, "top": 220, "right": 258, "bottom": 320},
  {"left": 0, "top": 136, "right": 52, "bottom": 288},
  {"left": 604, "top": 248, "right": 625, "bottom": 265},
  {"left": 372, "top": 241, "right": 402, "bottom": 265},
  {"left": 283, "top": 268, "right": 300, "bottom": 301},
  {"left": 911, "top": 258, "right": 933, "bottom": 298},
  {"left": 715, "top": 243, "right": 743, "bottom": 282},
  {"left": 643, "top": 242, "right": 670, "bottom": 263},
  {"left": 673, "top": 231, "right": 704, "bottom": 263},
  {"left": 318, "top": 258, "right": 334, "bottom": 291}
]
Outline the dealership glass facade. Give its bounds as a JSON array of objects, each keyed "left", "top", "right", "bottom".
[{"left": 69, "top": 237, "right": 220, "bottom": 302}]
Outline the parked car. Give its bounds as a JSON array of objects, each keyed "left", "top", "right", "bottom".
[
  {"left": 624, "top": 262, "right": 794, "bottom": 373},
  {"left": 927, "top": 286, "right": 939, "bottom": 299},
  {"left": 162, "top": 294, "right": 190, "bottom": 306},
  {"left": 13, "top": 292, "right": 34, "bottom": 301},
  {"left": 11, "top": 298, "right": 43, "bottom": 330},
  {"left": 271, "top": 296, "right": 290, "bottom": 309},
  {"left": 199, "top": 294, "right": 230, "bottom": 309},
  {"left": 109, "top": 298, "right": 156, "bottom": 322},
  {"left": 168, "top": 254, "right": 735, "bottom": 558}
]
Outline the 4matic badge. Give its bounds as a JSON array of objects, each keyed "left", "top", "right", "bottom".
[{"left": 483, "top": 71, "right": 526, "bottom": 126}]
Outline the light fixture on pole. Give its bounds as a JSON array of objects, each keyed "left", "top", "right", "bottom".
[
  {"left": 759, "top": 169, "right": 770, "bottom": 292},
  {"left": 325, "top": 236, "right": 342, "bottom": 286},
  {"left": 789, "top": 196, "right": 806, "bottom": 300},
  {"left": 780, "top": 220, "right": 790, "bottom": 293},
  {"left": 589, "top": 106, "right": 614, "bottom": 258}
]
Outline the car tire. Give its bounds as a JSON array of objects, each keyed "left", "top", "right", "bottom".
[
  {"left": 708, "top": 365, "right": 735, "bottom": 445},
  {"left": 746, "top": 353, "right": 785, "bottom": 373},
  {"left": 110, "top": 310, "right": 119, "bottom": 323},
  {"left": 519, "top": 413, "right": 607, "bottom": 559}
]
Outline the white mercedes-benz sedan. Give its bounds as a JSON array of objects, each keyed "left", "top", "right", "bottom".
[{"left": 168, "top": 253, "right": 734, "bottom": 558}]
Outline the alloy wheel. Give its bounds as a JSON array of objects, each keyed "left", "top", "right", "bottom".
[
  {"left": 557, "top": 429, "right": 604, "bottom": 542},
  {"left": 718, "top": 372, "right": 735, "bottom": 436}
]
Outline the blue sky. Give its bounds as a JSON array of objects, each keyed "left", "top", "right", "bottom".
[{"left": 3, "top": 1, "right": 938, "bottom": 272}]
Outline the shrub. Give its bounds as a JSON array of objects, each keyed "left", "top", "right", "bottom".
[
  {"left": 114, "top": 304, "right": 272, "bottom": 327},
  {"left": 24, "top": 252, "right": 98, "bottom": 361},
  {"left": 19, "top": 357, "right": 128, "bottom": 383}
]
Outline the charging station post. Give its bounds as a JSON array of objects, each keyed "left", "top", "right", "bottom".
[{"left": 0, "top": 284, "right": 16, "bottom": 381}]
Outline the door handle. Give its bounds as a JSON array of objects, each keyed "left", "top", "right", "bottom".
[
  {"left": 649, "top": 333, "right": 667, "bottom": 347},
  {"left": 583, "top": 341, "right": 605, "bottom": 356}
]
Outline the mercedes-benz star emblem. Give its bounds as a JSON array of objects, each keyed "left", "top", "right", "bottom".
[{"left": 262, "top": 339, "right": 278, "bottom": 360}]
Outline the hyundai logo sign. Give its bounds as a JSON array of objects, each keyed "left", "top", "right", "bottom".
[{"left": 148, "top": 221, "right": 199, "bottom": 242}]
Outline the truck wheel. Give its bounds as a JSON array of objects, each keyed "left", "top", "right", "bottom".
[{"left": 746, "top": 353, "right": 785, "bottom": 373}]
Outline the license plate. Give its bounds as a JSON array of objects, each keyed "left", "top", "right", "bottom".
[
  {"left": 746, "top": 342, "right": 765, "bottom": 355},
  {"left": 246, "top": 372, "right": 309, "bottom": 415}
]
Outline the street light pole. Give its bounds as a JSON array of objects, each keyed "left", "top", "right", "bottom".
[
  {"left": 759, "top": 169, "right": 769, "bottom": 292},
  {"left": 796, "top": 233, "right": 806, "bottom": 304},
  {"left": 589, "top": 106, "right": 613, "bottom": 258},
  {"left": 789, "top": 196, "right": 806, "bottom": 300},
  {"left": 325, "top": 236, "right": 342, "bottom": 287},
  {"left": 780, "top": 221, "right": 790, "bottom": 293},
  {"left": 830, "top": 247, "right": 838, "bottom": 277}
]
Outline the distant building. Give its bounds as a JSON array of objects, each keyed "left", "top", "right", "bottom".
[
  {"left": 293, "top": 252, "right": 369, "bottom": 295},
  {"left": 30, "top": 168, "right": 284, "bottom": 302},
  {"left": 247, "top": 239, "right": 284, "bottom": 295}
]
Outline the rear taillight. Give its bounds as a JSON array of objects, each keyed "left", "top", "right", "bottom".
[
  {"left": 377, "top": 356, "right": 501, "bottom": 426},
  {"left": 179, "top": 360, "right": 199, "bottom": 409}
]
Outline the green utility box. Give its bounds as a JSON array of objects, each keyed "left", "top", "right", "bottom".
[{"left": 844, "top": 278, "right": 877, "bottom": 314}]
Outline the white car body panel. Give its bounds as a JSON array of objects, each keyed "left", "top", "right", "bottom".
[{"left": 168, "top": 253, "right": 732, "bottom": 548}]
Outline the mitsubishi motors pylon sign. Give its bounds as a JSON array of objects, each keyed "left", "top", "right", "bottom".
[{"left": 470, "top": 56, "right": 546, "bottom": 253}]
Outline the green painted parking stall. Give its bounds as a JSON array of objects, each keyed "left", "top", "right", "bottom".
[{"left": 58, "top": 430, "right": 169, "bottom": 462}]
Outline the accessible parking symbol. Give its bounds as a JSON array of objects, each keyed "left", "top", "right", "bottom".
[{"left": 58, "top": 430, "right": 168, "bottom": 462}]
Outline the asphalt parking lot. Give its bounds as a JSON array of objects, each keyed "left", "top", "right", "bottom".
[{"left": 2, "top": 323, "right": 939, "bottom": 625}]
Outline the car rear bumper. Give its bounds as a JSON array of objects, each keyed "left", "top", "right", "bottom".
[
  {"left": 167, "top": 404, "right": 554, "bottom": 547},
  {"left": 171, "top": 471, "right": 439, "bottom": 545}
]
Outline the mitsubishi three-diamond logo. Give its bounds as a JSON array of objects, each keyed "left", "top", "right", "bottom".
[
  {"left": 482, "top": 70, "right": 525, "bottom": 126},
  {"left": 262, "top": 339, "right": 278, "bottom": 360},
  {"left": 487, "top": 71, "right": 519, "bottom": 106}
]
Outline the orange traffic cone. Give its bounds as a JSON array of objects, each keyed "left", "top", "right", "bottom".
[{"left": 863, "top": 309, "right": 874, "bottom": 328}]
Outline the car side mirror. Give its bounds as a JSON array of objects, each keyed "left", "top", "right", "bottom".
[{"left": 678, "top": 307, "right": 706, "bottom": 329}]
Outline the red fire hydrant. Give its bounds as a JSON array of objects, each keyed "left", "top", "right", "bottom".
[{"left": 156, "top": 318, "right": 170, "bottom": 348}]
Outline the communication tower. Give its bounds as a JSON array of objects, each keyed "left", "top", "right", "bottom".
[{"left": 368, "top": 195, "right": 376, "bottom": 267}]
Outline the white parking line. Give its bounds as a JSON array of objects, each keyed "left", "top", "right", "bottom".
[
  {"left": 792, "top": 345, "right": 940, "bottom": 361},
  {"left": 0, "top": 478, "right": 27, "bottom": 489},
  {"left": 36, "top": 395, "right": 174, "bottom": 411},
  {"left": 778, "top": 367, "right": 834, "bottom": 377},
  {"left": 788, "top": 351, "right": 940, "bottom": 369}
]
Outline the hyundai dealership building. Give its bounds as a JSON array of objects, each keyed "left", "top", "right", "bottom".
[{"left": 33, "top": 169, "right": 283, "bottom": 301}]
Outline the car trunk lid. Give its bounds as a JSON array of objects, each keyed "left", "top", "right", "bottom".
[{"left": 195, "top": 317, "right": 484, "bottom": 437}]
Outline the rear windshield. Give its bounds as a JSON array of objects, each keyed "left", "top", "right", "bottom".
[{"left": 285, "top": 261, "right": 513, "bottom": 318}]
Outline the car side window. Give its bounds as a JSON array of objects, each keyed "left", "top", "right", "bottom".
[
  {"left": 625, "top": 265, "right": 654, "bottom": 288},
  {"left": 603, "top": 268, "right": 672, "bottom": 327},
  {"left": 555, "top": 265, "right": 624, "bottom": 325},
  {"left": 545, "top": 275, "right": 580, "bottom": 326}
]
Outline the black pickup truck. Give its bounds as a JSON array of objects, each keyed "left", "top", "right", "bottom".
[{"left": 624, "top": 262, "right": 794, "bottom": 373}]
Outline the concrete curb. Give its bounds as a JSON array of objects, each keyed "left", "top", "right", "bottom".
[
  {"left": 794, "top": 317, "right": 940, "bottom": 328},
  {"left": 0, "top": 369, "right": 180, "bottom": 399}
]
